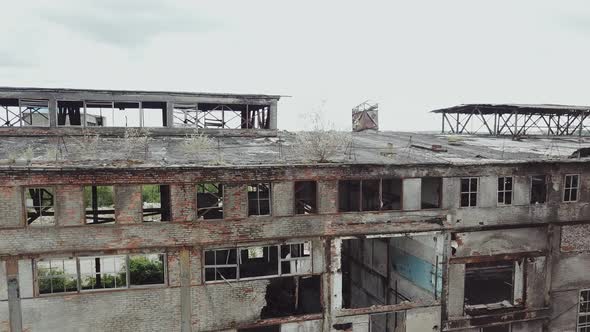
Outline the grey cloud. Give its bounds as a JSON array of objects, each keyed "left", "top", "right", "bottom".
[{"left": 37, "top": 0, "right": 221, "bottom": 48}]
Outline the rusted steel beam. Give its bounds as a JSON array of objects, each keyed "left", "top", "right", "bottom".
[{"left": 335, "top": 301, "right": 439, "bottom": 317}]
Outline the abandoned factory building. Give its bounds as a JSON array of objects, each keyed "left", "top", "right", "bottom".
[{"left": 1, "top": 87, "right": 590, "bottom": 332}]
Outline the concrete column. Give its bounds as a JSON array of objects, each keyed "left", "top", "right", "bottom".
[
  {"left": 166, "top": 101, "right": 174, "bottom": 128},
  {"left": 115, "top": 185, "right": 143, "bottom": 224},
  {"left": 170, "top": 184, "right": 196, "bottom": 222},
  {"left": 402, "top": 178, "right": 421, "bottom": 210},
  {"left": 513, "top": 175, "right": 530, "bottom": 206},
  {"left": 271, "top": 181, "right": 294, "bottom": 216},
  {"left": 6, "top": 259, "right": 22, "bottom": 332},
  {"left": 55, "top": 185, "right": 85, "bottom": 226},
  {"left": 269, "top": 100, "right": 278, "bottom": 130},
  {"left": 478, "top": 176, "right": 497, "bottom": 208},
  {"left": 446, "top": 263, "right": 465, "bottom": 317},
  {"left": 224, "top": 183, "right": 248, "bottom": 219},
  {"left": 442, "top": 177, "right": 460, "bottom": 209},
  {"left": 318, "top": 180, "right": 338, "bottom": 214},
  {"left": 48, "top": 97, "right": 57, "bottom": 127}
]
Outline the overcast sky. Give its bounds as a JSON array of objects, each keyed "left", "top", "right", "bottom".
[{"left": 1, "top": 1, "right": 590, "bottom": 131}]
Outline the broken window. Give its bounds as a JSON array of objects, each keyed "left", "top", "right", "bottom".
[
  {"left": 37, "top": 259, "right": 78, "bottom": 295},
  {"left": 481, "top": 325, "right": 511, "bottom": 332},
  {"left": 421, "top": 177, "right": 442, "bottom": 209},
  {"left": 530, "top": 175, "right": 547, "bottom": 204},
  {"left": 339, "top": 179, "right": 402, "bottom": 212},
  {"left": 204, "top": 242, "right": 312, "bottom": 283},
  {"left": 240, "top": 246, "right": 279, "bottom": 279},
  {"left": 80, "top": 256, "right": 127, "bottom": 291},
  {"left": 142, "top": 185, "right": 171, "bottom": 222},
  {"left": 260, "top": 275, "right": 322, "bottom": 319},
  {"left": 129, "top": 254, "right": 166, "bottom": 286},
  {"left": 280, "top": 242, "right": 312, "bottom": 275},
  {"left": 0, "top": 98, "right": 21, "bottom": 127},
  {"left": 564, "top": 174, "right": 580, "bottom": 202},
  {"left": 248, "top": 183, "right": 271, "bottom": 216},
  {"left": 497, "top": 177, "right": 513, "bottom": 205},
  {"left": 141, "top": 101, "right": 167, "bottom": 127},
  {"left": 25, "top": 187, "right": 55, "bottom": 226},
  {"left": 460, "top": 177, "right": 478, "bottom": 207},
  {"left": 464, "top": 260, "right": 524, "bottom": 314},
  {"left": 204, "top": 248, "right": 238, "bottom": 282},
  {"left": 294, "top": 181, "right": 317, "bottom": 214},
  {"left": 84, "top": 185, "right": 115, "bottom": 224},
  {"left": 579, "top": 289, "right": 590, "bottom": 331},
  {"left": 57, "top": 100, "right": 83, "bottom": 126},
  {"left": 197, "top": 183, "right": 223, "bottom": 220}
]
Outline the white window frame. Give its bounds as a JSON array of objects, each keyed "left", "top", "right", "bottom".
[
  {"left": 204, "top": 241, "right": 313, "bottom": 283},
  {"left": 24, "top": 187, "right": 56, "bottom": 226},
  {"left": 579, "top": 289, "right": 590, "bottom": 331},
  {"left": 564, "top": 174, "right": 580, "bottom": 203},
  {"left": 497, "top": 176, "right": 513, "bottom": 206},
  {"left": 79, "top": 255, "right": 128, "bottom": 291},
  {"left": 36, "top": 258, "right": 78, "bottom": 295},
  {"left": 460, "top": 177, "right": 478, "bottom": 207},
  {"left": 35, "top": 253, "right": 167, "bottom": 296}
]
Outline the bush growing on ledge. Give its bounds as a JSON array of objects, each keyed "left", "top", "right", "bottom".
[{"left": 295, "top": 112, "right": 352, "bottom": 163}]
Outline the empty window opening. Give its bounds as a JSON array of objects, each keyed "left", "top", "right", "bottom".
[
  {"left": 80, "top": 256, "right": 127, "bottom": 290},
  {"left": 295, "top": 181, "right": 317, "bottom": 214},
  {"left": 141, "top": 101, "right": 167, "bottom": 127},
  {"left": 497, "top": 177, "right": 513, "bottom": 205},
  {"left": 204, "top": 242, "right": 312, "bottom": 283},
  {"left": 57, "top": 100, "right": 83, "bottom": 126},
  {"left": 0, "top": 98, "right": 50, "bottom": 127},
  {"left": 481, "top": 325, "right": 511, "bottom": 332},
  {"left": 460, "top": 177, "right": 478, "bottom": 207},
  {"left": 197, "top": 183, "right": 223, "bottom": 220},
  {"left": 339, "top": 179, "right": 402, "bottom": 212},
  {"left": 248, "top": 183, "right": 271, "bottom": 216},
  {"left": 382, "top": 179, "right": 402, "bottom": 210},
  {"left": 421, "top": 177, "right": 442, "bottom": 209},
  {"left": 260, "top": 275, "right": 322, "bottom": 319},
  {"left": 464, "top": 260, "right": 524, "bottom": 315},
  {"left": 579, "top": 289, "right": 590, "bottom": 331},
  {"left": 341, "top": 235, "right": 443, "bottom": 309},
  {"left": 564, "top": 174, "right": 580, "bottom": 202},
  {"left": 129, "top": 253, "right": 166, "bottom": 286},
  {"left": 84, "top": 101, "right": 112, "bottom": 126},
  {"left": 113, "top": 102, "right": 141, "bottom": 127},
  {"left": 530, "top": 175, "right": 547, "bottom": 204},
  {"left": 25, "top": 187, "right": 55, "bottom": 226},
  {"left": 84, "top": 185, "right": 115, "bottom": 224},
  {"left": 20, "top": 99, "right": 50, "bottom": 127},
  {"left": 173, "top": 103, "right": 270, "bottom": 129},
  {"left": 37, "top": 259, "right": 78, "bottom": 295},
  {"left": 142, "top": 185, "right": 171, "bottom": 222}
]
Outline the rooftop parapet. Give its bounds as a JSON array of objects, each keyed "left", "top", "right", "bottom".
[{"left": 0, "top": 87, "right": 280, "bottom": 136}]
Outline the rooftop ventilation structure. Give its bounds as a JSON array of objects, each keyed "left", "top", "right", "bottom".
[{"left": 352, "top": 101, "right": 378, "bottom": 132}]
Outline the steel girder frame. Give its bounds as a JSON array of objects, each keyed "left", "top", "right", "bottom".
[{"left": 441, "top": 109, "right": 590, "bottom": 137}]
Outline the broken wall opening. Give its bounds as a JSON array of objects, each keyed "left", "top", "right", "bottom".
[
  {"left": 421, "top": 177, "right": 442, "bottom": 209},
  {"left": 338, "top": 179, "right": 402, "bottom": 212},
  {"left": 197, "top": 183, "right": 223, "bottom": 220},
  {"left": 530, "top": 175, "right": 547, "bottom": 204},
  {"left": 341, "top": 234, "right": 443, "bottom": 309},
  {"left": 25, "top": 187, "right": 55, "bottom": 226},
  {"left": 370, "top": 311, "right": 405, "bottom": 332},
  {"left": 260, "top": 275, "right": 322, "bottom": 318}
]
